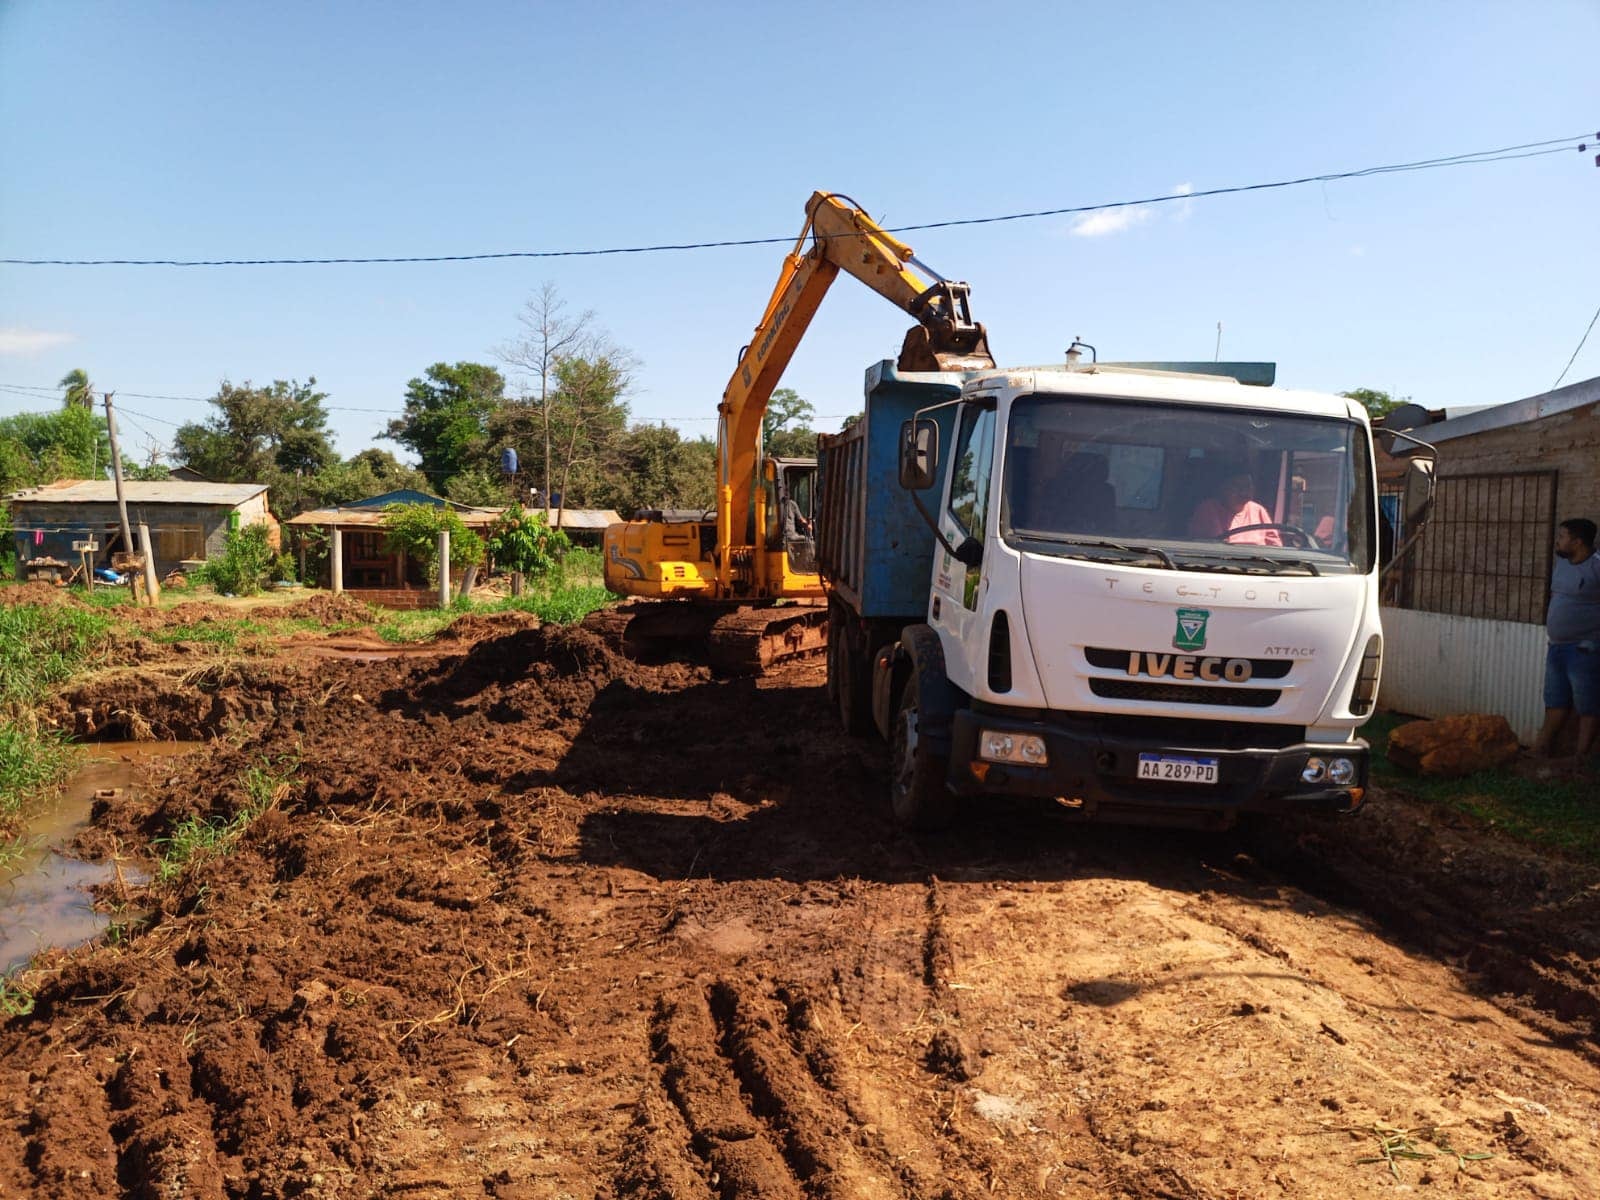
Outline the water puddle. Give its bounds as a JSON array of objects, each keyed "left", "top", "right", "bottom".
[{"left": 2, "top": 741, "right": 202, "bottom": 975}]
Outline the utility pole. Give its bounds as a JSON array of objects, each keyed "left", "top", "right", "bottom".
[{"left": 103, "top": 392, "right": 135, "bottom": 565}]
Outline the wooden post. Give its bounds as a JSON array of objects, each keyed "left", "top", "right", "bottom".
[
  {"left": 137, "top": 523, "right": 161, "bottom": 606},
  {"left": 331, "top": 526, "right": 344, "bottom": 594},
  {"left": 102, "top": 393, "right": 135, "bottom": 564},
  {"left": 437, "top": 528, "right": 451, "bottom": 608},
  {"left": 298, "top": 535, "right": 307, "bottom": 585}
]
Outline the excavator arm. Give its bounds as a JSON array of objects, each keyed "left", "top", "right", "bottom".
[{"left": 715, "top": 191, "right": 995, "bottom": 592}]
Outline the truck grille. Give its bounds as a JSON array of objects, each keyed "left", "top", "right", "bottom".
[
  {"left": 1089, "top": 679, "right": 1281, "bottom": 708},
  {"left": 1084, "top": 646, "right": 1293, "bottom": 679}
]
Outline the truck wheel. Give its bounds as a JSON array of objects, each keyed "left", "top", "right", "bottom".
[
  {"left": 837, "top": 639, "right": 874, "bottom": 736},
  {"left": 890, "top": 674, "right": 956, "bottom": 830}
]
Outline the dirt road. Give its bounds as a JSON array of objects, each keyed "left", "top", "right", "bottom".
[{"left": 4, "top": 623, "right": 1599, "bottom": 1198}]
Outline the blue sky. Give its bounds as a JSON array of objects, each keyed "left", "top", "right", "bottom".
[{"left": 2, "top": 1, "right": 1596, "bottom": 459}]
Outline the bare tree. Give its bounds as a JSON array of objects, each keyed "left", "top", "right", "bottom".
[{"left": 497, "top": 283, "right": 597, "bottom": 523}]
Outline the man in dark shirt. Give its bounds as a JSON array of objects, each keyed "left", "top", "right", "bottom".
[{"left": 1533, "top": 517, "right": 1600, "bottom": 759}]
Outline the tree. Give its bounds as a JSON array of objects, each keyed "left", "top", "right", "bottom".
[
  {"left": 763, "top": 386, "right": 819, "bottom": 458},
  {"left": 304, "top": 449, "right": 429, "bottom": 510},
  {"left": 443, "top": 468, "right": 512, "bottom": 508},
  {"left": 58, "top": 368, "right": 95, "bottom": 410},
  {"left": 485, "top": 503, "right": 570, "bottom": 578},
  {"left": 1341, "top": 388, "right": 1406, "bottom": 419},
  {"left": 546, "top": 352, "right": 632, "bottom": 526},
  {"left": 0, "top": 405, "right": 111, "bottom": 487},
  {"left": 497, "top": 283, "right": 600, "bottom": 521},
  {"left": 385, "top": 362, "right": 504, "bottom": 487},
  {"left": 598, "top": 425, "right": 716, "bottom": 516},
  {"left": 174, "top": 379, "right": 336, "bottom": 485}
]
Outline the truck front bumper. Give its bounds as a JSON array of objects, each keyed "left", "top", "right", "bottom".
[{"left": 947, "top": 707, "right": 1368, "bottom": 826}]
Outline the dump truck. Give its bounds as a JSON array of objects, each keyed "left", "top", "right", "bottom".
[{"left": 817, "top": 358, "right": 1435, "bottom": 830}]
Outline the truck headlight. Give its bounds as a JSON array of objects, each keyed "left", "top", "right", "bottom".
[
  {"left": 1301, "top": 757, "right": 1327, "bottom": 783},
  {"left": 1327, "top": 757, "right": 1357, "bottom": 785},
  {"left": 979, "top": 730, "right": 1048, "bottom": 766}
]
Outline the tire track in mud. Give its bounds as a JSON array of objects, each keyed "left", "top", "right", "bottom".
[{"left": 637, "top": 977, "right": 923, "bottom": 1200}]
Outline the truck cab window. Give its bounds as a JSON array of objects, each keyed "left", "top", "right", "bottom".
[{"left": 947, "top": 403, "right": 996, "bottom": 541}]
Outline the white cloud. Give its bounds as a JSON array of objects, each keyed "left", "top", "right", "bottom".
[
  {"left": 0, "top": 328, "right": 74, "bottom": 355},
  {"left": 1069, "top": 183, "right": 1196, "bottom": 237},
  {"left": 1070, "top": 205, "right": 1153, "bottom": 237},
  {"left": 1171, "top": 182, "right": 1195, "bottom": 221}
]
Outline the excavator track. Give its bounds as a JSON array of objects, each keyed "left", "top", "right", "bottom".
[
  {"left": 706, "top": 604, "right": 829, "bottom": 677},
  {"left": 582, "top": 601, "right": 827, "bottom": 677}
]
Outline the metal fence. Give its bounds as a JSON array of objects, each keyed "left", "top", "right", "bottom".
[{"left": 1384, "top": 469, "right": 1557, "bottom": 624}]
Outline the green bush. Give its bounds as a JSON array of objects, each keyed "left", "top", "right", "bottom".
[
  {"left": 486, "top": 503, "right": 571, "bottom": 580},
  {"left": 381, "top": 503, "right": 484, "bottom": 584},
  {"left": 193, "top": 523, "right": 278, "bottom": 596}
]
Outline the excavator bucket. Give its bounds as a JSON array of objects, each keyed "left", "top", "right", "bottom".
[{"left": 897, "top": 280, "right": 996, "bottom": 373}]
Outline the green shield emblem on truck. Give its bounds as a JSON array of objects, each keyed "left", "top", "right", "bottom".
[{"left": 1173, "top": 608, "right": 1209, "bottom": 651}]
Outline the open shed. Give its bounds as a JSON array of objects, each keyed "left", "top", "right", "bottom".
[
  {"left": 7, "top": 479, "right": 275, "bottom": 582},
  {"left": 285, "top": 491, "right": 502, "bottom": 605}
]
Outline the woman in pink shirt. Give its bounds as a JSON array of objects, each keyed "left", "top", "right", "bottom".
[{"left": 1189, "top": 472, "right": 1282, "bottom": 546}]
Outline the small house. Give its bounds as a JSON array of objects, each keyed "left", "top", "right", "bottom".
[
  {"left": 7, "top": 479, "right": 276, "bottom": 582},
  {"left": 1378, "top": 373, "right": 1600, "bottom": 740}
]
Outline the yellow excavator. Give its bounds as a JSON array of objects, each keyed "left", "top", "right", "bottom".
[{"left": 595, "top": 191, "right": 995, "bottom": 673}]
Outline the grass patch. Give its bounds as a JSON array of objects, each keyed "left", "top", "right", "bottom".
[
  {"left": 0, "top": 603, "right": 110, "bottom": 825},
  {"left": 374, "top": 582, "right": 617, "bottom": 643},
  {"left": 0, "top": 604, "right": 113, "bottom": 707},
  {"left": 499, "top": 584, "right": 615, "bottom": 625},
  {"left": 147, "top": 618, "right": 265, "bottom": 648},
  {"left": 153, "top": 754, "right": 299, "bottom": 882},
  {"left": 0, "top": 725, "right": 77, "bottom": 820},
  {"left": 0, "top": 974, "right": 34, "bottom": 1019},
  {"left": 1367, "top": 711, "right": 1600, "bottom": 865}
]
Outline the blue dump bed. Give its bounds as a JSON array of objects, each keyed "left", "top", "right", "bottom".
[{"left": 817, "top": 360, "right": 964, "bottom": 621}]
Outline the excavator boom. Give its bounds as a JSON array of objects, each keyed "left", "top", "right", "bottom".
[
  {"left": 716, "top": 193, "right": 994, "bottom": 589},
  {"left": 597, "top": 191, "right": 993, "bottom": 673}
]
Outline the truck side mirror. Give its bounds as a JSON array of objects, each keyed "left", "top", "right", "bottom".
[
  {"left": 899, "top": 419, "right": 938, "bottom": 491},
  {"left": 1403, "top": 458, "right": 1435, "bottom": 528},
  {"left": 953, "top": 537, "right": 983, "bottom": 568}
]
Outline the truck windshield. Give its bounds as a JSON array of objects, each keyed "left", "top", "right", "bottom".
[{"left": 1000, "top": 394, "right": 1374, "bottom": 574}]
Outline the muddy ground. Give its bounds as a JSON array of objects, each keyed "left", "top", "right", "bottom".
[{"left": 4, "top": 617, "right": 1600, "bottom": 1199}]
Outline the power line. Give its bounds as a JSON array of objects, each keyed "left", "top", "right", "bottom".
[
  {"left": 1551, "top": 302, "right": 1600, "bottom": 391},
  {"left": 3, "top": 131, "right": 1593, "bottom": 267},
  {"left": 0, "top": 381, "right": 850, "bottom": 424}
]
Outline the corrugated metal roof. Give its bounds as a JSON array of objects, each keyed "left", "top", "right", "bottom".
[
  {"left": 551, "top": 509, "right": 623, "bottom": 530},
  {"left": 1406, "top": 374, "right": 1600, "bottom": 446},
  {"left": 286, "top": 506, "right": 504, "bottom": 528},
  {"left": 6, "top": 479, "right": 268, "bottom": 505}
]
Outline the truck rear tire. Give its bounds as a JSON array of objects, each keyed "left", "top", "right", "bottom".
[
  {"left": 890, "top": 671, "right": 956, "bottom": 831},
  {"left": 828, "top": 604, "right": 874, "bottom": 736}
]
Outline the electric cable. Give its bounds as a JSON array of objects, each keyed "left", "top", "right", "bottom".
[
  {"left": 3, "top": 131, "right": 1591, "bottom": 267},
  {"left": 1551, "top": 302, "right": 1600, "bottom": 391}
]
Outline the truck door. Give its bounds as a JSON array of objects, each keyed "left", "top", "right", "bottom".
[{"left": 933, "top": 400, "right": 996, "bottom": 668}]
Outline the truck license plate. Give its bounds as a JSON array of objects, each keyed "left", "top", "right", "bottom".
[{"left": 1137, "top": 754, "right": 1219, "bottom": 784}]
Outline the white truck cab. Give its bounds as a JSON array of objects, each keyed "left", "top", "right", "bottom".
[{"left": 820, "top": 360, "right": 1432, "bottom": 830}]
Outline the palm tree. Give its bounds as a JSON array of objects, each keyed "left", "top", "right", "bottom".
[{"left": 59, "top": 368, "right": 95, "bottom": 410}]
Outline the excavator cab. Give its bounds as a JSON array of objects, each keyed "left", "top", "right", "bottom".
[{"left": 764, "top": 457, "right": 819, "bottom": 575}]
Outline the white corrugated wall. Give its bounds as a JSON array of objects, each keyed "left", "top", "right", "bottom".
[{"left": 1376, "top": 608, "right": 1547, "bottom": 743}]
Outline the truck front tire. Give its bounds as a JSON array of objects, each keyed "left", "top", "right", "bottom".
[{"left": 890, "top": 670, "right": 956, "bottom": 831}]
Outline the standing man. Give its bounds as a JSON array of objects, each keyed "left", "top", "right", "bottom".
[{"left": 1533, "top": 517, "right": 1600, "bottom": 760}]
